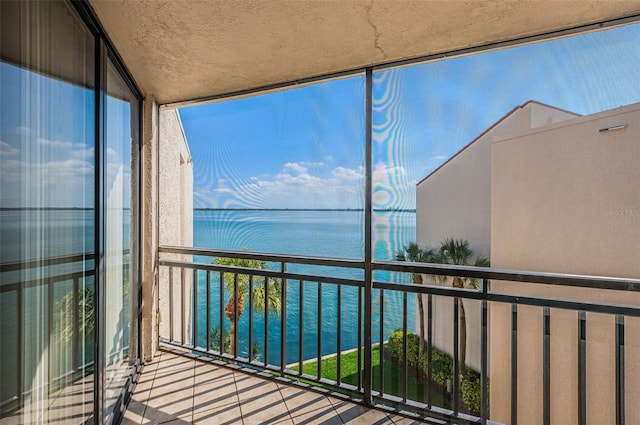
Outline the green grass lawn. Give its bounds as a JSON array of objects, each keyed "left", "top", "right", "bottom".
[{"left": 288, "top": 344, "right": 449, "bottom": 409}]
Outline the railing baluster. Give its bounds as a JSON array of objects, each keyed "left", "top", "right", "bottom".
[
  {"left": 193, "top": 269, "right": 198, "bottom": 348},
  {"left": 73, "top": 277, "right": 79, "bottom": 371},
  {"left": 181, "top": 267, "right": 186, "bottom": 344},
  {"left": 357, "top": 285, "right": 362, "bottom": 391},
  {"left": 264, "top": 276, "right": 269, "bottom": 365},
  {"left": 427, "top": 293, "right": 433, "bottom": 408},
  {"left": 543, "top": 307, "right": 550, "bottom": 425},
  {"left": 169, "top": 266, "right": 174, "bottom": 342},
  {"left": 578, "top": 311, "right": 586, "bottom": 425},
  {"left": 481, "top": 294, "right": 488, "bottom": 423},
  {"left": 299, "top": 280, "right": 304, "bottom": 375},
  {"left": 48, "top": 278, "right": 54, "bottom": 392},
  {"left": 379, "top": 288, "right": 384, "bottom": 396},
  {"left": 453, "top": 297, "right": 459, "bottom": 414},
  {"left": 18, "top": 281, "right": 23, "bottom": 404},
  {"left": 280, "top": 263, "right": 287, "bottom": 374},
  {"left": 206, "top": 271, "right": 211, "bottom": 352},
  {"left": 337, "top": 283, "right": 342, "bottom": 385},
  {"left": 317, "top": 281, "right": 322, "bottom": 379},
  {"left": 511, "top": 304, "right": 518, "bottom": 425},
  {"left": 616, "top": 315, "right": 625, "bottom": 425},
  {"left": 248, "top": 275, "right": 254, "bottom": 362},
  {"left": 219, "top": 271, "right": 224, "bottom": 354},
  {"left": 402, "top": 289, "right": 408, "bottom": 402},
  {"left": 233, "top": 272, "right": 238, "bottom": 358}
]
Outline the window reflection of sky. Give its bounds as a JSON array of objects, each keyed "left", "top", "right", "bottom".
[{"left": 0, "top": 61, "right": 133, "bottom": 208}]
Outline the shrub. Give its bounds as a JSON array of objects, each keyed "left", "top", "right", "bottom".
[
  {"left": 461, "top": 369, "right": 483, "bottom": 416},
  {"left": 429, "top": 348, "right": 453, "bottom": 387},
  {"left": 388, "top": 329, "right": 404, "bottom": 359},
  {"left": 386, "top": 328, "right": 486, "bottom": 417},
  {"left": 387, "top": 329, "right": 453, "bottom": 386}
]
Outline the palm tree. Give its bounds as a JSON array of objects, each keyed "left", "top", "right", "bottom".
[
  {"left": 210, "top": 326, "right": 262, "bottom": 361},
  {"left": 438, "top": 238, "right": 488, "bottom": 378},
  {"left": 396, "top": 243, "right": 436, "bottom": 371},
  {"left": 213, "top": 253, "right": 282, "bottom": 356}
]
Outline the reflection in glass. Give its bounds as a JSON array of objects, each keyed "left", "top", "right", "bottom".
[
  {"left": 0, "top": 0, "right": 95, "bottom": 422},
  {"left": 103, "top": 57, "right": 139, "bottom": 422}
]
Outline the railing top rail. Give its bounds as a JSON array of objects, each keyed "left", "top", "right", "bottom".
[
  {"left": 159, "top": 246, "right": 640, "bottom": 292},
  {"left": 373, "top": 280, "right": 640, "bottom": 316},
  {"left": 159, "top": 259, "right": 364, "bottom": 288},
  {"left": 0, "top": 252, "right": 96, "bottom": 273},
  {"left": 373, "top": 260, "right": 640, "bottom": 292},
  {"left": 159, "top": 245, "right": 365, "bottom": 269}
]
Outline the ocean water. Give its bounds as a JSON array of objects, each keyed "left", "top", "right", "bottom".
[
  {"left": 190, "top": 209, "right": 417, "bottom": 365},
  {"left": 0, "top": 209, "right": 417, "bottom": 367}
]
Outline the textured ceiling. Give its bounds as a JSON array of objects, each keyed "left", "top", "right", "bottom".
[{"left": 88, "top": 0, "right": 640, "bottom": 105}]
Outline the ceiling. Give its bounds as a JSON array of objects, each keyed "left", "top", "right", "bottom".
[{"left": 88, "top": 0, "right": 640, "bottom": 106}]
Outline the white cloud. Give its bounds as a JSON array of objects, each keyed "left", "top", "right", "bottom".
[
  {"left": 373, "top": 163, "right": 407, "bottom": 181},
  {"left": 36, "top": 138, "right": 87, "bottom": 150},
  {"left": 0, "top": 141, "right": 18, "bottom": 156},
  {"left": 333, "top": 166, "right": 364, "bottom": 181},
  {"left": 300, "top": 161, "right": 324, "bottom": 168},
  {"left": 225, "top": 162, "right": 365, "bottom": 209},
  {"left": 283, "top": 162, "right": 308, "bottom": 174},
  {"left": 70, "top": 146, "right": 95, "bottom": 160},
  {"left": 0, "top": 158, "right": 95, "bottom": 207}
]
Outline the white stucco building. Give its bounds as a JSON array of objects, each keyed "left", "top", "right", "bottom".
[{"left": 416, "top": 101, "right": 640, "bottom": 424}]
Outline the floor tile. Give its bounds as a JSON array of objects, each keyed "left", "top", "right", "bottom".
[
  {"left": 122, "top": 349, "right": 432, "bottom": 425},
  {"left": 279, "top": 384, "right": 333, "bottom": 416},
  {"left": 192, "top": 402, "right": 243, "bottom": 424},
  {"left": 330, "top": 399, "right": 393, "bottom": 424},
  {"left": 290, "top": 405, "right": 344, "bottom": 425}
]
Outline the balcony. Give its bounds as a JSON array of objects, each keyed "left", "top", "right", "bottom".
[
  {"left": 150, "top": 246, "right": 640, "bottom": 424},
  {"left": 122, "top": 347, "right": 408, "bottom": 425},
  {"left": 2, "top": 245, "right": 640, "bottom": 424}
]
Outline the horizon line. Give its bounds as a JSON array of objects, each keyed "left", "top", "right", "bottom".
[{"left": 194, "top": 208, "right": 416, "bottom": 212}]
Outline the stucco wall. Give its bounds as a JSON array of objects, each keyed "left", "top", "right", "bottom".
[
  {"left": 158, "top": 109, "right": 194, "bottom": 344},
  {"left": 415, "top": 102, "right": 577, "bottom": 372},
  {"left": 490, "top": 103, "right": 640, "bottom": 424},
  {"left": 141, "top": 96, "right": 158, "bottom": 361}
]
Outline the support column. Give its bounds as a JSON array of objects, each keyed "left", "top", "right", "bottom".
[{"left": 141, "top": 95, "right": 159, "bottom": 362}]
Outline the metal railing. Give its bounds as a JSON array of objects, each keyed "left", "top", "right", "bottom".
[
  {"left": 158, "top": 245, "right": 640, "bottom": 425},
  {"left": 0, "top": 251, "right": 130, "bottom": 417}
]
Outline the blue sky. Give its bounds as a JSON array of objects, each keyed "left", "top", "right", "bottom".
[
  {"left": 179, "top": 77, "right": 366, "bottom": 209},
  {"left": 180, "top": 23, "right": 640, "bottom": 211},
  {"left": 0, "top": 61, "right": 132, "bottom": 208},
  {"left": 2, "top": 23, "right": 639, "bottom": 209}
]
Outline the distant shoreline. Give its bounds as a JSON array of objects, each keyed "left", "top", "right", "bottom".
[
  {"left": 195, "top": 208, "right": 416, "bottom": 212},
  {"left": 0, "top": 207, "right": 94, "bottom": 211},
  {"left": 1, "top": 207, "right": 416, "bottom": 213}
]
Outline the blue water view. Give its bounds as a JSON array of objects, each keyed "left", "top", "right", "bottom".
[
  {"left": 189, "top": 209, "right": 417, "bottom": 365},
  {"left": 0, "top": 209, "right": 417, "bottom": 368}
]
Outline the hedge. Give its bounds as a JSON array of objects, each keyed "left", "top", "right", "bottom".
[{"left": 387, "top": 329, "right": 485, "bottom": 416}]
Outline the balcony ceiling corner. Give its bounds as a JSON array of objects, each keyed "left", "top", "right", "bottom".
[{"left": 88, "top": 0, "right": 640, "bottom": 105}]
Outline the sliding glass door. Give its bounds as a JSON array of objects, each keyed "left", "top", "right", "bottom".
[
  {"left": 0, "top": 1, "right": 141, "bottom": 423},
  {"left": 0, "top": 1, "right": 96, "bottom": 422},
  {"left": 103, "top": 55, "right": 140, "bottom": 423}
]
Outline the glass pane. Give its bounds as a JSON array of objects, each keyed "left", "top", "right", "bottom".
[
  {"left": 174, "top": 76, "right": 366, "bottom": 260},
  {"left": 159, "top": 76, "right": 366, "bottom": 367},
  {"left": 373, "top": 23, "right": 640, "bottom": 421},
  {"left": 103, "top": 56, "right": 139, "bottom": 422},
  {"left": 0, "top": 0, "right": 95, "bottom": 422}
]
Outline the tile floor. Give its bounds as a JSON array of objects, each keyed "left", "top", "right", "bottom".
[
  {"left": 123, "top": 350, "right": 423, "bottom": 425},
  {"left": 0, "top": 374, "right": 94, "bottom": 425}
]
